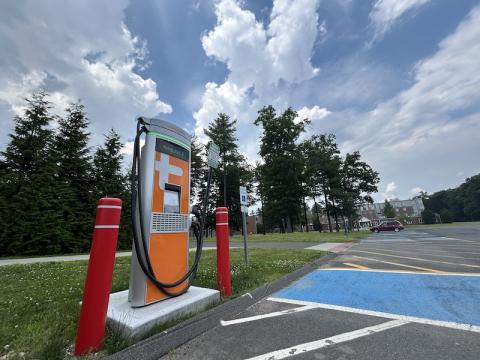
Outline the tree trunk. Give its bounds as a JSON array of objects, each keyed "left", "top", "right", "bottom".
[
  {"left": 260, "top": 186, "right": 266, "bottom": 235},
  {"left": 331, "top": 198, "right": 340, "bottom": 232},
  {"left": 324, "top": 192, "right": 333, "bottom": 232},
  {"left": 303, "top": 195, "right": 309, "bottom": 232},
  {"left": 313, "top": 198, "right": 322, "bottom": 232}
]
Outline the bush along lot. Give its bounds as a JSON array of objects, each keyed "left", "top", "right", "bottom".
[{"left": 0, "top": 249, "right": 324, "bottom": 359}]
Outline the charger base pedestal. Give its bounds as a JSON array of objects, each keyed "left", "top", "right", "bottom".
[{"left": 107, "top": 287, "right": 220, "bottom": 337}]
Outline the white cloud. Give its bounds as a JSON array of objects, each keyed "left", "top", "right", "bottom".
[
  {"left": 0, "top": 0, "right": 170, "bottom": 148},
  {"left": 410, "top": 187, "right": 424, "bottom": 196},
  {"left": 121, "top": 138, "right": 145, "bottom": 157},
  {"left": 194, "top": 0, "right": 325, "bottom": 159},
  {"left": 369, "top": 0, "right": 432, "bottom": 43},
  {"left": 344, "top": 5, "right": 480, "bottom": 152},
  {"left": 381, "top": 181, "right": 397, "bottom": 200},
  {"left": 296, "top": 106, "right": 331, "bottom": 123},
  {"left": 341, "top": 6, "right": 480, "bottom": 199},
  {"left": 194, "top": 81, "right": 250, "bottom": 143}
]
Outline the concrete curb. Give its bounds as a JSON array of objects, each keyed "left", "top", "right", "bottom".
[{"left": 107, "top": 252, "right": 339, "bottom": 360}]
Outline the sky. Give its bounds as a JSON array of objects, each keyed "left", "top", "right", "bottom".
[{"left": 0, "top": 0, "right": 479, "bottom": 202}]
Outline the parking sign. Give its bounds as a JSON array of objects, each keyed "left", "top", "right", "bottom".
[{"left": 239, "top": 186, "right": 247, "bottom": 206}]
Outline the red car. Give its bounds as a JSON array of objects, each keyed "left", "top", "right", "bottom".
[{"left": 370, "top": 220, "right": 404, "bottom": 232}]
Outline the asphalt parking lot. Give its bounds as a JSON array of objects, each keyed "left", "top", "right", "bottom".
[{"left": 162, "top": 225, "right": 480, "bottom": 360}]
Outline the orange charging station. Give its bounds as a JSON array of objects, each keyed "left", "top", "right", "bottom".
[{"left": 129, "top": 117, "right": 199, "bottom": 307}]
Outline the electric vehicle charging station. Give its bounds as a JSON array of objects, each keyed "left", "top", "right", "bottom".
[
  {"left": 106, "top": 117, "right": 219, "bottom": 336},
  {"left": 129, "top": 117, "right": 193, "bottom": 307}
]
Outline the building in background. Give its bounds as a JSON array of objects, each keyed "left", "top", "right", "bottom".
[
  {"left": 358, "top": 198, "right": 425, "bottom": 225},
  {"left": 246, "top": 215, "right": 257, "bottom": 234}
]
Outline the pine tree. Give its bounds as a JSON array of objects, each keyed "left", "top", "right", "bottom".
[
  {"left": 383, "top": 200, "right": 396, "bottom": 218},
  {"left": 203, "top": 113, "right": 253, "bottom": 231},
  {"left": 254, "top": 106, "right": 308, "bottom": 232},
  {"left": 53, "top": 102, "right": 95, "bottom": 252},
  {"left": 0, "top": 92, "right": 65, "bottom": 255},
  {"left": 92, "top": 129, "right": 131, "bottom": 249},
  {"left": 93, "top": 129, "right": 125, "bottom": 197}
]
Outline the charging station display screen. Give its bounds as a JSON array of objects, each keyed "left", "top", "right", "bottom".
[{"left": 164, "top": 189, "right": 180, "bottom": 213}]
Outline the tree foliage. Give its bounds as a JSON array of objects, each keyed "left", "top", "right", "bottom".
[
  {"left": 255, "top": 106, "right": 308, "bottom": 232},
  {"left": 0, "top": 92, "right": 65, "bottom": 254},
  {"left": 422, "top": 173, "right": 480, "bottom": 222},
  {"left": 383, "top": 200, "right": 396, "bottom": 218},
  {"left": 202, "top": 113, "right": 254, "bottom": 231},
  {"left": 422, "top": 208, "right": 436, "bottom": 224},
  {"left": 0, "top": 93, "right": 133, "bottom": 255},
  {"left": 0, "top": 93, "right": 381, "bottom": 255},
  {"left": 301, "top": 134, "right": 379, "bottom": 231}
]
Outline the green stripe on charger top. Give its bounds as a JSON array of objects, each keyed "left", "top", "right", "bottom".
[{"left": 147, "top": 131, "right": 190, "bottom": 150}]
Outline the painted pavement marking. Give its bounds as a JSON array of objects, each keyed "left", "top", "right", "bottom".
[
  {"left": 343, "top": 262, "right": 370, "bottom": 270},
  {"left": 370, "top": 243, "right": 480, "bottom": 249},
  {"left": 271, "top": 269, "right": 480, "bottom": 328},
  {"left": 322, "top": 268, "right": 480, "bottom": 276},
  {"left": 355, "top": 247, "right": 480, "bottom": 261},
  {"left": 243, "top": 319, "right": 407, "bottom": 360},
  {"left": 351, "top": 255, "right": 445, "bottom": 273},
  {"left": 349, "top": 249, "right": 480, "bottom": 269},
  {"left": 220, "top": 305, "right": 317, "bottom": 326},
  {"left": 267, "top": 297, "right": 480, "bottom": 334},
  {"left": 355, "top": 247, "right": 480, "bottom": 256},
  {"left": 305, "top": 242, "right": 355, "bottom": 253}
]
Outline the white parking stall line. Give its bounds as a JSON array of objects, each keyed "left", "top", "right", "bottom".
[
  {"left": 362, "top": 239, "right": 416, "bottom": 243},
  {"left": 267, "top": 297, "right": 480, "bottom": 333},
  {"left": 220, "top": 305, "right": 316, "bottom": 326},
  {"left": 320, "top": 268, "right": 480, "bottom": 276},
  {"left": 355, "top": 246, "right": 480, "bottom": 256},
  {"left": 349, "top": 249, "right": 480, "bottom": 269},
  {"left": 243, "top": 319, "right": 408, "bottom": 360},
  {"left": 354, "top": 247, "right": 480, "bottom": 261}
]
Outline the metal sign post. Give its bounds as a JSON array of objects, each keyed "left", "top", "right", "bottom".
[{"left": 239, "top": 186, "right": 248, "bottom": 265}]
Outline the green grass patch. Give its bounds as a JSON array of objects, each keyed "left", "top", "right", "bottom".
[
  {"left": 230, "top": 230, "right": 366, "bottom": 243},
  {"left": 0, "top": 249, "right": 323, "bottom": 359}
]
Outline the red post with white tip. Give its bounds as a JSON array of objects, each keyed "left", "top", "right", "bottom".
[
  {"left": 215, "top": 207, "right": 232, "bottom": 297},
  {"left": 74, "top": 197, "right": 122, "bottom": 356}
]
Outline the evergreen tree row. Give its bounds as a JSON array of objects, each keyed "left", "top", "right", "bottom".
[{"left": 0, "top": 92, "right": 132, "bottom": 255}]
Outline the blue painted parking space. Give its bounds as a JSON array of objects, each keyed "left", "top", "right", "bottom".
[{"left": 273, "top": 269, "right": 480, "bottom": 326}]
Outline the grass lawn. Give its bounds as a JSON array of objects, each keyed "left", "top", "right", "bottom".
[
  {"left": 0, "top": 249, "right": 324, "bottom": 359},
  {"left": 230, "top": 230, "right": 366, "bottom": 243}
]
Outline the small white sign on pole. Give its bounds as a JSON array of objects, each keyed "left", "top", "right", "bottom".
[{"left": 239, "top": 186, "right": 247, "bottom": 206}]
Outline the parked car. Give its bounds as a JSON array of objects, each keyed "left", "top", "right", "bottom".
[{"left": 370, "top": 220, "right": 404, "bottom": 232}]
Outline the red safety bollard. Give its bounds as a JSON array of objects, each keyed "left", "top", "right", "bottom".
[
  {"left": 74, "top": 198, "right": 122, "bottom": 356},
  {"left": 215, "top": 207, "right": 232, "bottom": 297}
]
